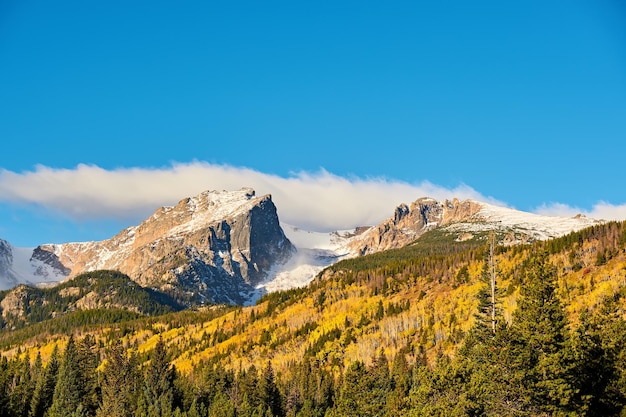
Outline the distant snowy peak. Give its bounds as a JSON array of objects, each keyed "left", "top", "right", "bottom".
[
  {"left": 35, "top": 188, "right": 294, "bottom": 305},
  {"left": 452, "top": 200, "right": 602, "bottom": 241},
  {"left": 281, "top": 224, "right": 366, "bottom": 252},
  {"left": 0, "top": 239, "right": 68, "bottom": 291},
  {"left": 0, "top": 190, "right": 607, "bottom": 304},
  {"left": 346, "top": 197, "right": 603, "bottom": 255}
]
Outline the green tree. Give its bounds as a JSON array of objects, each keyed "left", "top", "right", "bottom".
[
  {"left": 335, "top": 359, "right": 388, "bottom": 417},
  {"left": 97, "top": 341, "right": 137, "bottom": 417},
  {"left": 239, "top": 365, "right": 260, "bottom": 410},
  {"left": 9, "top": 354, "right": 34, "bottom": 417},
  {"left": 506, "top": 252, "right": 575, "bottom": 415},
  {"left": 76, "top": 335, "right": 100, "bottom": 416},
  {"left": 207, "top": 391, "right": 235, "bottom": 417},
  {"left": 142, "top": 337, "right": 176, "bottom": 417},
  {"left": 29, "top": 345, "right": 60, "bottom": 417},
  {"left": 258, "top": 361, "right": 283, "bottom": 417},
  {"left": 0, "top": 356, "right": 10, "bottom": 417},
  {"left": 47, "top": 336, "right": 88, "bottom": 417},
  {"left": 384, "top": 350, "right": 411, "bottom": 416}
]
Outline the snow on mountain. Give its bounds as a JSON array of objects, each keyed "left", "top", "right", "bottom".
[
  {"left": 442, "top": 200, "right": 602, "bottom": 242},
  {"left": 0, "top": 192, "right": 607, "bottom": 304},
  {"left": 248, "top": 225, "right": 368, "bottom": 303},
  {"left": 343, "top": 197, "right": 605, "bottom": 255},
  {"left": 0, "top": 241, "right": 67, "bottom": 290}
]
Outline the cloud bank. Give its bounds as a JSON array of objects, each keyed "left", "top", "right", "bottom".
[
  {"left": 0, "top": 162, "right": 494, "bottom": 231},
  {"left": 1, "top": 162, "right": 625, "bottom": 232}
]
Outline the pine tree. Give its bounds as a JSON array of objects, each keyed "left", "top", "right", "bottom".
[
  {"left": 335, "top": 359, "right": 387, "bottom": 417},
  {"left": 575, "top": 294, "right": 626, "bottom": 414},
  {"left": 76, "top": 335, "right": 100, "bottom": 416},
  {"left": 507, "top": 252, "right": 575, "bottom": 414},
  {"left": 0, "top": 356, "right": 10, "bottom": 417},
  {"left": 47, "top": 336, "right": 87, "bottom": 417},
  {"left": 472, "top": 232, "right": 504, "bottom": 339},
  {"left": 385, "top": 350, "right": 411, "bottom": 416},
  {"left": 97, "top": 341, "right": 135, "bottom": 417},
  {"left": 207, "top": 391, "right": 235, "bottom": 417},
  {"left": 29, "top": 346, "right": 60, "bottom": 417},
  {"left": 9, "top": 354, "right": 33, "bottom": 417},
  {"left": 239, "top": 365, "right": 260, "bottom": 410},
  {"left": 258, "top": 361, "right": 283, "bottom": 417},
  {"left": 143, "top": 337, "right": 175, "bottom": 417}
]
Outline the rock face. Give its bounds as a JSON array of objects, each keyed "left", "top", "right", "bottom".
[
  {"left": 347, "top": 198, "right": 483, "bottom": 255},
  {"left": 0, "top": 239, "right": 70, "bottom": 290},
  {"left": 0, "top": 285, "right": 29, "bottom": 321},
  {"left": 36, "top": 188, "right": 295, "bottom": 305},
  {"left": 0, "top": 240, "right": 18, "bottom": 289},
  {"left": 1, "top": 191, "right": 603, "bottom": 303},
  {"left": 347, "top": 197, "right": 601, "bottom": 255}
]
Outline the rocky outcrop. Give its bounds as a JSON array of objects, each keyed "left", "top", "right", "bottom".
[
  {"left": 0, "top": 285, "right": 29, "bottom": 321},
  {"left": 36, "top": 188, "right": 295, "bottom": 305},
  {"left": 347, "top": 198, "right": 483, "bottom": 255},
  {"left": 346, "top": 196, "right": 602, "bottom": 255}
]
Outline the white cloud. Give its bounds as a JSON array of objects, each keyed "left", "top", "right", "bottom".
[
  {"left": 534, "top": 201, "right": 626, "bottom": 221},
  {"left": 0, "top": 162, "right": 496, "bottom": 231}
]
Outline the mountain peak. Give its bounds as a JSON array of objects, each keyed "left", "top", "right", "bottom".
[
  {"left": 1, "top": 188, "right": 294, "bottom": 305},
  {"left": 346, "top": 197, "right": 603, "bottom": 255}
]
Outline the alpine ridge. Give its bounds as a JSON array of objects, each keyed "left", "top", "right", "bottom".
[
  {"left": 345, "top": 197, "right": 603, "bottom": 255},
  {"left": 0, "top": 188, "right": 295, "bottom": 305},
  {"left": 0, "top": 191, "right": 603, "bottom": 305}
]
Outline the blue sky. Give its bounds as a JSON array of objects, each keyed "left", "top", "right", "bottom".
[{"left": 1, "top": 0, "right": 625, "bottom": 247}]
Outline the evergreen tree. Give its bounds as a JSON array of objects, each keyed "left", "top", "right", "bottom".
[
  {"left": 142, "top": 337, "right": 175, "bottom": 417},
  {"left": 507, "top": 252, "right": 575, "bottom": 414},
  {"left": 473, "top": 233, "right": 504, "bottom": 339},
  {"left": 29, "top": 345, "right": 60, "bottom": 417},
  {"left": 577, "top": 294, "right": 626, "bottom": 414},
  {"left": 9, "top": 354, "right": 33, "bottom": 417},
  {"left": 47, "top": 335, "right": 88, "bottom": 417},
  {"left": 567, "top": 309, "right": 617, "bottom": 416},
  {"left": 258, "top": 361, "right": 283, "bottom": 417},
  {"left": 76, "top": 335, "right": 100, "bottom": 416},
  {"left": 369, "top": 351, "right": 390, "bottom": 416},
  {"left": 97, "top": 341, "right": 135, "bottom": 417},
  {"left": 239, "top": 365, "right": 260, "bottom": 410},
  {"left": 385, "top": 350, "right": 411, "bottom": 416},
  {"left": 0, "top": 356, "right": 10, "bottom": 417},
  {"left": 335, "top": 359, "right": 388, "bottom": 417},
  {"left": 207, "top": 391, "right": 235, "bottom": 417}
]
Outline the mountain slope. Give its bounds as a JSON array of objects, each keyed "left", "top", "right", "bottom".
[
  {"left": 346, "top": 197, "right": 602, "bottom": 255},
  {"left": 0, "top": 240, "right": 70, "bottom": 290},
  {"left": 1, "top": 188, "right": 295, "bottom": 305},
  {"left": 0, "top": 192, "right": 604, "bottom": 306},
  {"left": 0, "top": 270, "right": 183, "bottom": 330},
  {"left": 3, "top": 220, "right": 625, "bottom": 384},
  {"left": 256, "top": 197, "right": 603, "bottom": 293}
]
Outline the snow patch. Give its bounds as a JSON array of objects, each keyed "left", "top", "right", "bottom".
[{"left": 0, "top": 246, "right": 67, "bottom": 290}]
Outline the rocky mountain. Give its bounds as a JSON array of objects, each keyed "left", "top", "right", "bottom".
[
  {"left": 0, "top": 191, "right": 604, "bottom": 306},
  {"left": 0, "top": 240, "right": 69, "bottom": 291},
  {"left": 262, "top": 197, "right": 603, "bottom": 291},
  {"left": 345, "top": 197, "right": 603, "bottom": 255},
  {"left": 0, "top": 188, "right": 295, "bottom": 305}
]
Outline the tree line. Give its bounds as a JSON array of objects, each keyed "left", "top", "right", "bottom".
[{"left": 2, "top": 250, "right": 626, "bottom": 416}]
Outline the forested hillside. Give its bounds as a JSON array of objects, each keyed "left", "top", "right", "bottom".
[
  {"left": 0, "top": 270, "right": 183, "bottom": 331},
  {"left": 1, "top": 221, "right": 626, "bottom": 416}
]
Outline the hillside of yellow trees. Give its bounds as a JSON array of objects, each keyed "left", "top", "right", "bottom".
[
  {"left": 2, "top": 221, "right": 626, "bottom": 416},
  {"left": 1, "top": 221, "right": 624, "bottom": 377}
]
